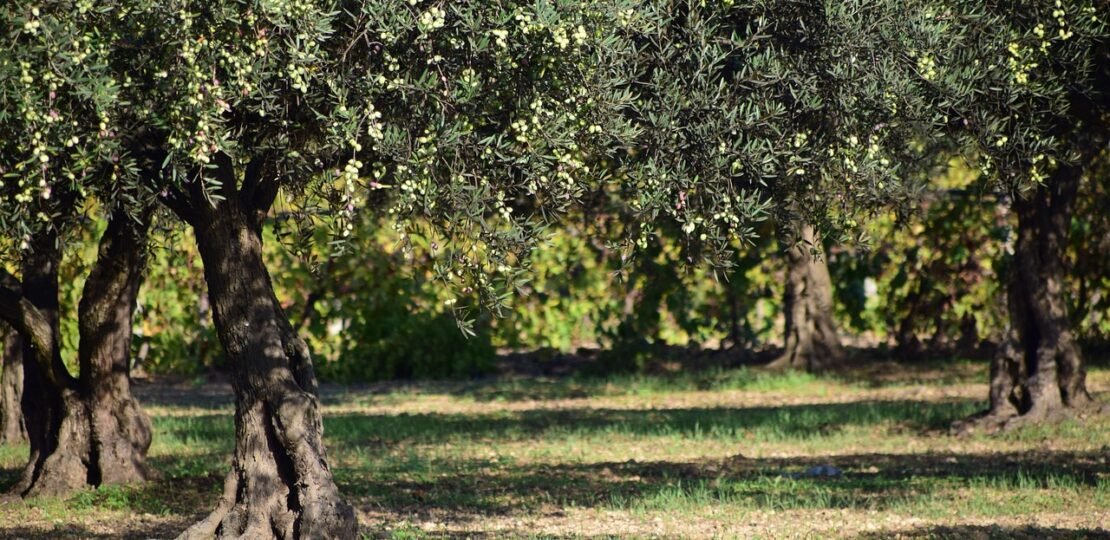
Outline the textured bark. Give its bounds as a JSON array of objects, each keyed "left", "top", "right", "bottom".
[
  {"left": 956, "top": 162, "right": 1104, "bottom": 433},
  {"left": 768, "top": 225, "right": 845, "bottom": 372},
  {"left": 0, "top": 211, "right": 153, "bottom": 497},
  {"left": 1, "top": 328, "right": 25, "bottom": 444},
  {"left": 5, "top": 228, "right": 86, "bottom": 497},
  {"left": 77, "top": 211, "right": 155, "bottom": 486},
  {"left": 175, "top": 173, "right": 356, "bottom": 540}
]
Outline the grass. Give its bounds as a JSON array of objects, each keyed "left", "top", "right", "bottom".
[{"left": 1, "top": 360, "right": 1108, "bottom": 538}]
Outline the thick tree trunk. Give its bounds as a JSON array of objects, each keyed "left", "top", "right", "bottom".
[
  {"left": 1, "top": 211, "right": 153, "bottom": 497},
  {"left": 177, "top": 193, "right": 356, "bottom": 539},
  {"left": 9, "top": 227, "right": 84, "bottom": 497},
  {"left": 77, "top": 210, "right": 155, "bottom": 486},
  {"left": 768, "top": 225, "right": 845, "bottom": 372},
  {"left": 956, "top": 163, "right": 1105, "bottom": 433},
  {"left": 1, "top": 327, "right": 26, "bottom": 444}
]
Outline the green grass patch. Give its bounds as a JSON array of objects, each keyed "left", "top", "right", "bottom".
[{"left": 1, "top": 362, "right": 1108, "bottom": 538}]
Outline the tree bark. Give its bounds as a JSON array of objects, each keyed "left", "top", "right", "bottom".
[
  {"left": 768, "top": 225, "right": 845, "bottom": 372},
  {"left": 8, "top": 227, "right": 84, "bottom": 497},
  {"left": 956, "top": 162, "right": 1105, "bottom": 433},
  {"left": 172, "top": 164, "right": 356, "bottom": 539},
  {"left": 77, "top": 210, "right": 155, "bottom": 486},
  {"left": 1, "top": 327, "right": 25, "bottom": 444},
  {"left": 0, "top": 210, "right": 154, "bottom": 497}
]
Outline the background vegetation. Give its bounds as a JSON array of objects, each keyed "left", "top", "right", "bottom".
[{"left": 56, "top": 155, "right": 1092, "bottom": 383}]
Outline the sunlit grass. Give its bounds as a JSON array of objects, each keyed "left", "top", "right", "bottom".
[{"left": 2, "top": 361, "right": 1109, "bottom": 538}]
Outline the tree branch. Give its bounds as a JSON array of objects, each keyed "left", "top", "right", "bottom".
[
  {"left": 239, "top": 155, "right": 266, "bottom": 202},
  {"left": 0, "top": 269, "right": 64, "bottom": 389},
  {"left": 212, "top": 153, "right": 241, "bottom": 203},
  {"left": 240, "top": 155, "right": 279, "bottom": 226},
  {"left": 249, "top": 177, "right": 280, "bottom": 220},
  {"left": 158, "top": 185, "right": 196, "bottom": 225}
]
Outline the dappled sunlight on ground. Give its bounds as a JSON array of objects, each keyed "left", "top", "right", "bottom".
[{"left": 1, "top": 362, "right": 1108, "bottom": 538}]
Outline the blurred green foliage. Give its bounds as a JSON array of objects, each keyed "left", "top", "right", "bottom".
[
  {"left": 42, "top": 159, "right": 1108, "bottom": 383},
  {"left": 830, "top": 159, "right": 1009, "bottom": 354},
  {"left": 267, "top": 219, "right": 495, "bottom": 382},
  {"left": 136, "top": 226, "right": 218, "bottom": 376},
  {"left": 1068, "top": 159, "right": 1110, "bottom": 343}
]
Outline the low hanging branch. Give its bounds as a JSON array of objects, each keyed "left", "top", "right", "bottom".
[{"left": 0, "top": 269, "right": 68, "bottom": 389}]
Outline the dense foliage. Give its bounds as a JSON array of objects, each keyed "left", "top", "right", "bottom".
[{"left": 3, "top": 0, "right": 1106, "bottom": 384}]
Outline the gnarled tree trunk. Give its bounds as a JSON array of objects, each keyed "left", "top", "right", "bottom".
[
  {"left": 768, "top": 225, "right": 845, "bottom": 372},
  {"left": 0, "top": 210, "right": 154, "bottom": 497},
  {"left": 170, "top": 161, "right": 356, "bottom": 539},
  {"left": 1, "top": 327, "right": 25, "bottom": 444},
  {"left": 78, "top": 210, "right": 155, "bottom": 486},
  {"left": 957, "top": 162, "right": 1104, "bottom": 433},
  {"left": 7, "top": 227, "right": 83, "bottom": 497}
]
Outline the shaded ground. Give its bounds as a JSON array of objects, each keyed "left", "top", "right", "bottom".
[{"left": 1, "top": 360, "right": 1108, "bottom": 538}]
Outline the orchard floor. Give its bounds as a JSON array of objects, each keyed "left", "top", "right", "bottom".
[{"left": 1, "top": 359, "right": 1109, "bottom": 539}]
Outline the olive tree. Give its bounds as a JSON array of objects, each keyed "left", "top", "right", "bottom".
[
  {"left": 604, "top": 0, "right": 941, "bottom": 371},
  {"left": 87, "top": 0, "right": 637, "bottom": 537},
  {"left": 0, "top": 0, "right": 155, "bottom": 496},
  {"left": 931, "top": 0, "right": 1110, "bottom": 430}
]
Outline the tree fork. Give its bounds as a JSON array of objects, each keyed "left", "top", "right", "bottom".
[
  {"left": 956, "top": 161, "right": 1107, "bottom": 433},
  {"left": 1, "top": 229, "right": 82, "bottom": 496},
  {"left": 176, "top": 161, "right": 355, "bottom": 540},
  {"left": 78, "top": 208, "right": 156, "bottom": 486}
]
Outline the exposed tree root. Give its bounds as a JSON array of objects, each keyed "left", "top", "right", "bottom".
[
  {"left": 8, "top": 388, "right": 154, "bottom": 498},
  {"left": 177, "top": 390, "right": 356, "bottom": 540},
  {"left": 952, "top": 401, "right": 1108, "bottom": 436},
  {"left": 13, "top": 389, "right": 90, "bottom": 498}
]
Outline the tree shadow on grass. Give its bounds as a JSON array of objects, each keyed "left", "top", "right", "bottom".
[
  {"left": 1, "top": 447, "right": 1105, "bottom": 538},
  {"left": 153, "top": 400, "right": 982, "bottom": 453},
  {"left": 0, "top": 464, "right": 20, "bottom": 492},
  {"left": 0, "top": 523, "right": 188, "bottom": 540},
  {"left": 21, "top": 399, "right": 927, "bottom": 493},
  {"left": 128, "top": 357, "right": 978, "bottom": 407},
  {"left": 335, "top": 449, "right": 1110, "bottom": 518},
  {"left": 857, "top": 524, "right": 1110, "bottom": 539},
  {"left": 131, "top": 380, "right": 234, "bottom": 411},
  {"left": 357, "top": 525, "right": 1110, "bottom": 540},
  {"left": 322, "top": 399, "right": 980, "bottom": 447}
]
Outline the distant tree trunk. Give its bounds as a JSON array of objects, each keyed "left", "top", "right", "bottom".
[
  {"left": 768, "top": 225, "right": 845, "bottom": 371},
  {"left": 724, "top": 283, "right": 743, "bottom": 350},
  {"left": 892, "top": 249, "right": 925, "bottom": 357},
  {"left": 195, "top": 291, "right": 217, "bottom": 371},
  {"left": 955, "top": 313, "right": 981, "bottom": 357},
  {"left": 957, "top": 162, "right": 1105, "bottom": 433},
  {"left": 171, "top": 162, "right": 356, "bottom": 539},
  {"left": 0, "top": 209, "right": 154, "bottom": 497},
  {"left": 1, "top": 327, "right": 25, "bottom": 444}
]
